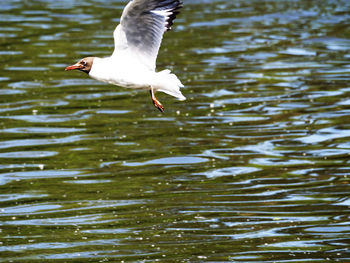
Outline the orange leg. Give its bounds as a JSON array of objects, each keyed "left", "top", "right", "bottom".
[{"left": 150, "top": 87, "right": 164, "bottom": 112}]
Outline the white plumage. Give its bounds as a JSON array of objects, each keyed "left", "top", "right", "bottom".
[{"left": 66, "top": 0, "right": 185, "bottom": 112}]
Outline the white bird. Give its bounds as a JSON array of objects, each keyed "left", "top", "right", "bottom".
[{"left": 65, "top": 0, "right": 185, "bottom": 112}]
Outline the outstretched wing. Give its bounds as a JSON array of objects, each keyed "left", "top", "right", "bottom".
[{"left": 112, "top": 0, "right": 183, "bottom": 70}]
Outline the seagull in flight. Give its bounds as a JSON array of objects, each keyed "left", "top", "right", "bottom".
[{"left": 65, "top": 0, "right": 185, "bottom": 112}]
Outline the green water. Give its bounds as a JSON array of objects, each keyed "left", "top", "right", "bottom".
[{"left": 1, "top": 0, "right": 350, "bottom": 262}]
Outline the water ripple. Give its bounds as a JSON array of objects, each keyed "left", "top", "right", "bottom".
[{"left": 1, "top": 0, "right": 349, "bottom": 261}]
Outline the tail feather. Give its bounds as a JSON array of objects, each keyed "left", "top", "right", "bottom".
[{"left": 154, "top": 69, "right": 186, "bottom": 100}]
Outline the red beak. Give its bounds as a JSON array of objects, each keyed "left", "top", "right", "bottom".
[{"left": 65, "top": 63, "right": 81, "bottom": 71}]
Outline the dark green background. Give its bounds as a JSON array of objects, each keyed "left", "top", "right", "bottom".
[{"left": 1, "top": 0, "right": 350, "bottom": 262}]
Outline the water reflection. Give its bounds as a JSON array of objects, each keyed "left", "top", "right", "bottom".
[{"left": 1, "top": 0, "right": 350, "bottom": 262}]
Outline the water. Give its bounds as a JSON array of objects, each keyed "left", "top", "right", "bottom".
[{"left": 1, "top": 0, "right": 350, "bottom": 262}]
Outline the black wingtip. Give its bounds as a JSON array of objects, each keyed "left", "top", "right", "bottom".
[{"left": 164, "top": 0, "right": 183, "bottom": 31}]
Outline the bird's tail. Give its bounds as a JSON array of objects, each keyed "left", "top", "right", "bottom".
[{"left": 154, "top": 69, "right": 186, "bottom": 100}]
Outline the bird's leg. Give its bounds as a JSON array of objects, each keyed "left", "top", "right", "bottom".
[{"left": 150, "top": 87, "right": 164, "bottom": 112}]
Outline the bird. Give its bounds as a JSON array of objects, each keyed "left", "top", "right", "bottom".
[{"left": 65, "top": 0, "right": 185, "bottom": 112}]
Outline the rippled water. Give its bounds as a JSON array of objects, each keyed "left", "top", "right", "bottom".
[{"left": 1, "top": 0, "right": 350, "bottom": 262}]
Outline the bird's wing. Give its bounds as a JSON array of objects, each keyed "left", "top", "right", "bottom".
[{"left": 111, "top": 0, "right": 183, "bottom": 70}]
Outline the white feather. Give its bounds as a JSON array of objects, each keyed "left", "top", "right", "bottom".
[{"left": 89, "top": 0, "right": 185, "bottom": 101}]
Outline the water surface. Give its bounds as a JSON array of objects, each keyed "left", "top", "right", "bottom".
[{"left": 1, "top": 0, "right": 350, "bottom": 262}]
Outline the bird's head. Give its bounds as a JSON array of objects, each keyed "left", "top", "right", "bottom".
[{"left": 65, "top": 57, "right": 94, "bottom": 74}]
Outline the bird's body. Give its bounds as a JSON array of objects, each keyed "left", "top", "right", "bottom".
[
  {"left": 65, "top": 0, "right": 185, "bottom": 112},
  {"left": 89, "top": 56, "right": 153, "bottom": 89}
]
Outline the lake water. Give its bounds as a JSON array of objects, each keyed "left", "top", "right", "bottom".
[{"left": 1, "top": 0, "right": 350, "bottom": 262}]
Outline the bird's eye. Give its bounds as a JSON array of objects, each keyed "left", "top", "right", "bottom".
[{"left": 81, "top": 61, "right": 86, "bottom": 66}]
